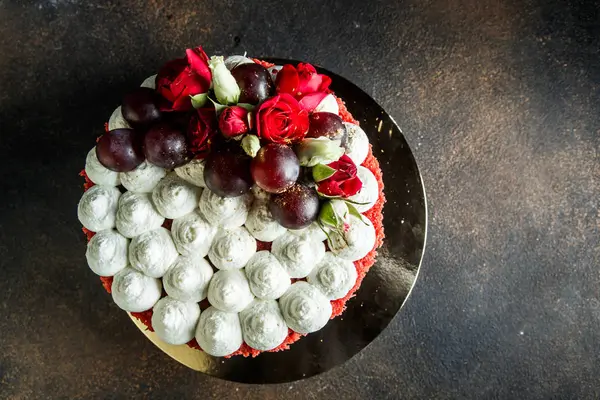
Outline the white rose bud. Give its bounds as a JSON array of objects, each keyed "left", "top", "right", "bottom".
[{"left": 209, "top": 56, "right": 241, "bottom": 105}]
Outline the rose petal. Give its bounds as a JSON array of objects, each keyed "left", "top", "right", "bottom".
[
  {"left": 276, "top": 65, "right": 300, "bottom": 95},
  {"left": 299, "top": 92, "right": 329, "bottom": 112}
]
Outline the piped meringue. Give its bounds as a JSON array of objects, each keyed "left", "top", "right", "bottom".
[
  {"left": 240, "top": 299, "right": 288, "bottom": 351},
  {"left": 208, "top": 227, "right": 256, "bottom": 270},
  {"left": 278, "top": 281, "right": 332, "bottom": 334},
  {"left": 245, "top": 251, "right": 291, "bottom": 300},
  {"left": 207, "top": 269, "right": 254, "bottom": 313},
  {"left": 327, "top": 214, "right": 375, "bottom": 261},
  {"left": 163, "top": 256, "right": 213, "bottom": 302},
  {"left": 85, "top": 229, "right": 129, "bottom": 276},
  {"left": 111, "top": 266, "right": 162, "bottom": 312},
  {"left": 195, "top": 306, "right": 243, "bottom": 357},
  {"left": 307, "top": 252, "right": 358, "bottom": 300},
  {"left": 115, "top": 191, "right": 164, "bottom": 238},
  {"left": 108, "top": 106, "right": 132, "bottom": 130},
  {"left": 198, "top": 189, "right": 252, "bottom": 229},
  {"left": 224, "top": 55, "right": 255, "bottom": 70},
  {"left": 171, "top": 211, "right": 217, "bottom": 258},
  {"left": 151, "top": 296, "right": 201, "bottom": 345},
  {"left": 251, "top": 185, "right": 271, "bottom": 204},
  {"left": 289, "top": 221, "right": 328, "bottom": 243},
  {"left": 267, "top": 65, "right": 282, "bottom": 82},
  {"left": 347, "top": 166, "right": 378, "bottom": 212},
  {"left": 314, "top": 94, "right": 339, "bottom": 115},
  {"left": 129, "top": 227, "right": 178, "bottom": 278},
  {"left": 85, "top": 148, "right": 121, "bottom": 186},
  {"left": 272, "top": 232, "right": 325, "bottom": 278},
  {"left": 174, "top": 159, "right": 206, "bottom": 188},
  {"left": 343, "top": 122, "right": 369, "bottom": 166},
  {"left": 245, "top": 201, "right": 287, "bottom": 242},
  {"left": 77, "top": 185, "right": 121, "bottom": 232},
  {"left": 152, "top": 174, "right": 202, "bottom": 219},
  {"left": 140, "top": 74, "right": 157, "bottom": 89},
  {"left": 120, "top": 161, "right": 167, "bottom": 193}
]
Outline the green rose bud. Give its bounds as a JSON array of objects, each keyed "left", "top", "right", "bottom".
[
  {"left": 241, "top": 135, "right": 261, "bottom": 157},
  {"left": 295, "top": 137, "right": 344, "bottom": 167},
  {"left": 208, "top": 56, "right": 241, "bottom": 105}
]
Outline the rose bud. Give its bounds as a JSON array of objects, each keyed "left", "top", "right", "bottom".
[
  {"left": 208, "top": 56, "right": 241, "bottom": 105},
  {"left": 218, "top": 106, "right": 250, "bottom": 138}
]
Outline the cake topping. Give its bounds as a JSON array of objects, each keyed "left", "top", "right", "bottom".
[
  {"left": 272, "top": 231, "right": 325, "bottom": 278},
  {"left": 245, "top": 251, "right": 291, "bottom": 300},
  {"left": 327, "top": 214, "right": 376, "bottom": 261},
  {"left": 224, "top": 55, "right": 254, "bottom": 70},
  {"left": 85, "top": 229, "right": 129, "bottom": 277},
  {"left": 269, "top": 183, "right": 320, "bottom": 230},
  {"left": 342, "top": 122, "right": 369, "bottom": 166},
  {"left": 111, "top": 266, "right": 162, "bottom": 312},
  {"left": 315, "top": 154, "right": 362, "bottom": 199},
  {"left": 108, "top": 106, "right": 132, "bottom": 130},
  {"left": 314, "top": 94, "right": 340, "bottom": 115},
  {"left": 121, "top": 87, "right": 162, "bottom": 129},
  {"left": 96, "top": 128, "right": 145, "bottom": 172},
  {"left": 174, "top": 159, "right": 207, "bottom": 188},
  {"left": 307, "top": 252, "right": 358, "bottom": 300},
  {"left": 203, "top": 147, "right": 253, "bottom": 197},
  {"left": 289, "top": 221, "right": 328, "bottom": 243},
  {"left": 170, "top": 211, "right": 217, "bottom": 258},
  {"left": 152, "top": 174, "right": 201, "bottom": 219},
  {"left": 151, "top": 296, "right": 201, "bottom": 345},
  {"left": 198, "top": 189, "right": 252, "bottom": 229},
  {"left": 348, "top": 166, "right": 378, "bottom": 212},
  {"left": 128, "top": 227, "right": 178, "bottom": 278},
  {"left": 77, "top": 185, "right": 121, "bottom": 232},
  {"left": 230, "top": 62, "right": 274, "bottom": 105},
  {"left": 207, "top": 269, "right": 255, "bottom": 313},
  {"left": 143, "top": 123, "right": 192, "bottom": 169},
  {"left": 115, "top": 191, "right": 164, "bottom": 238},
  {"left": 306, "top": 112, "right": 347, "bottom": 143},
  {"left": 251, "top": 143, "right": 300, "bottom": 194},
  {"left": 120, "top": 161, "right": 167, "bottom": 193},
  {"left": 195, "top": 307, "right": 243, "bottom": 357},
  {"left": 279, "top": 281, "right": 332, "bottom": 334},
  {"left": 208, "top": 227, "right": 256, "bottom": 270},
  {"left": 245, "top": 201, "right": 287, "bottom": 242},
  {"left": 85, "top": 148, "right": 121, "bottom": 187},
  {"left": 240, "top": 299, "right": 288, "bottom": 351},
  {"left": 163, "top": 256, "right": 214, "bottom": 302}
]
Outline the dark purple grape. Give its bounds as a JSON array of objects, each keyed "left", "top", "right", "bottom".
[
  {"left": 307, "top": 112, "right": 347, "bottom": 144},
  {"left": 251, "top": 144, "right": 299, "bottom": 194},
  {"left": 121, "top": 87, "right": 162, "bottom": 128},
  {"left": 230, "top": 63, "right": 274, "bottom": 104},
  {"left": 96, "top": 129, "right": 145, "bottom": 172},
  {"left": 204, "top": 148, "right": 253, "bottom": 197},
  {"left": 269, "top": 184, "right": 319, "bottom": 229},
  {"left": 143, "top": 123, "right": 191, "bottom": 168}
]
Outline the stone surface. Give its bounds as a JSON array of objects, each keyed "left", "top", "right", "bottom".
[{"left": 0, "top": 0, "right": 599, "bottom": 398}]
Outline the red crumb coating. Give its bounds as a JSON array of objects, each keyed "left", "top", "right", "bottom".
[
  {"left": 100, "top": 276, "right": 113, "bottom": 293},
  {"left": 82, "top": 227, "right": 96, "bottom": 241},
  {"left": 335, "top": 95, "right": 360, "bottom": 125},
  {"left": 131, "top": 309, "right": 155, "bottom": 332},
  {"left": 252, "top": 59, "right": 275, "bottom": 68},
  {"left": 79, "top": 169, "right": 95, "bottom": 192}
]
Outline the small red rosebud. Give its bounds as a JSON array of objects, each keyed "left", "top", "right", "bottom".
[{"left": 218, "top": 106, "right": 250, "bottom": 138}]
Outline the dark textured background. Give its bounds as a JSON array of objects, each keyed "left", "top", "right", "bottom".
[{"left": 1, "top": 0, "right": 599, "bottom": 398}]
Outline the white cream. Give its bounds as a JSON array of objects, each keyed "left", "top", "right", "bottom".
[
  {"left": 115, "top": 191, "right": 165, "bottom": 238},
  {"left": 198, "top": 189, "right": 252, "bottom": 229},
  {"left": 347, "top": 166, "right": 378, "bottom": 212},
  {"left": 278, "top": 281, "right": 332, "bottom": 334},
  {"left": 77, "top": 185, "right": 121, "bottom": 232},
  {"left": 314, "top": 94, "right": 339, "bottom": 115},
  {"left": 108, "top": 106, "right": 131, "bottom": 130},
  {"left": 85, "top": 229, "right": 129, "bottom": 276},
  {"left": 240, "top": 299, "right": 288, "bottom": 351},
  {"left": 171, "top": 210, "right": 217, "bottom": 258},
  {"left": 140, "top": 74, "right": 157, "bottom": 89},
  {"left": 163, "top": 256, "right": 214, "bottom": 302},
  {"left": 267, "top": 65, "right": 282, "bottom": 82},
  {"left": 327, "top": 214, "right": 376, "bottom": 261},
  {"left": 251, "top": 185, "right": 271, "bottom": 204},
  {"left": 307, "top": 252, "right": 358, "bottom": 300},
  {"left": 111, "top": 266, "right": 162, "bottom": 312},
  {"left": 343, "top": 122, "right": 369, "bottom": 166},
  {"left": 152, "top": 174, "right": 202, "bottom": 219},
  {"left": 224, "top": 55, "right": 255, "bottom": 70},
  {"left": 289, "top": 221, "right": 328, "bottom": 243},
  {"left": 85, "top": 148, "right": 121, "bottom": 186},
  {"left": 208, "top": 227, "right": 256, "bottom": 270},
  {"left": 151, "top": 296, "right": 201, "bottom": 345},
  {"left": 120, "top": 161, "right": 167, "bottom": 193},
  {"left": 207, "top": 269, "right": 254, "bottom": 313},
  {"left": 174, "top": 159, "right": 206, "bottom": 188},
  {"left": 195, "top": 306, "right": 243, "bottom": 357},
  {"left": 245, "top": 251, "right": 291, "bottom": 300},
  {"left": 129, "top": 227, "right": 178, "bottom": 278},
  {"left": 245, "top": 201, "right": 287, "bottom": 242},
  {"left": 272, "top": 232, "right": 325, "bottom": 278}
]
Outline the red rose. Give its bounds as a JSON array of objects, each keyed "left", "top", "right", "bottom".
[
  {"left": 218, "top": 106, "right": 250, "bottom": 138},
  {"left": 187, "top": 108, "right": 217, "bottom": 158},
  {"left": 255, "top": 93, "right": 309, "bottom": 144},
  {"left": 156, "top": 46, "right": 212, "bottom": 111},
  {"left": 276, "top": 63, "right": 331, "bottom": 98},
  {"left": 316, "top": 155, "right": 362, "bottom": 198}
]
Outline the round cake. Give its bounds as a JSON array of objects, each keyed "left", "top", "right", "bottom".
[{"left": 78, "top": 46, "right": 385, "bottom": 358}]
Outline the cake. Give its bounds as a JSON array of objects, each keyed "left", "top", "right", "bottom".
[{"left": 78, "top": 46, "right": 385, "bottom": 358}]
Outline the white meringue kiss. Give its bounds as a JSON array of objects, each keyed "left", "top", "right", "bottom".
[
  {"left": 224, "top": 55, "right": 255, "bottom": 70},
  {"left": 151, "top": 296, "right": 201, "bottom": 345},
  {"left": 307, "top": 252, "right": 357, "bottom": 300},
  {"left": 267, "top": 65, "right": 282, "bottom": 83},
  {"left": 120, "top": 161, "right": 167, "bottom": 193},
  {"left": 240, "top": 299, "right": 288, "bottom": 351},
  {"left": 245, "top": 251, "right": 291, "bottom": 300},
  {"left": 289, "top": 221, "right": 328, "bottom": 243},
  {"left": 108, "top": 106, "right": 131, "bottom": 130},
  {"left": 314, "top": 94, "right": 339, "bottom": 115},
  {"left": 208, "top": 227, "right": 256, "bottom": 270},
  {"left": 348, "top": 166, "right": 378, "bottom": 212},
  {"left": 85, "top": 229, "right": 129, "bottom": 276},
  {"left": 327, "top": 215, "right": 376, "bottom": 261},
  {"left": 245, "top": 201, "right": 287, "bottom": 242},
  {"left": 111, "top": 266, "right": 162, "bottom": 312},
  {"left": 85, "top": 148, "right": 120, "bottom": 186},
  {"left": 115, "top": 192, "right": 164, "bottom": 238},
  {"left": 195, "top": 306, "right": 243, "bottom": 357},
  {"left": 343, "top": 122, "right": 369, "bottom": 166},
  {"left": 152, "top": 174, "right": 202, "bottom": 219},
  {"left": 77, "top": 185, "right": 121, "bottom": 232},
  {"left": 251, "top": 185, "right": 271, "bottom": 203},
  {"left": 279, "top": 281, "right": 332, "bottom": 334},
  {"left": 174, "top": 159, "right": 206, "bottom": 188},
  {"left": 171, "top": 211, "right": 217, "bottom": 258},
  {"left": 163, "top": 256, "right": 213, "bottom": 302},
  {"left": 207, "top": 269, "right": 254, "bottom": 313},
  {"left": 129, "top": 227, "right": 178, "bottom": 278},
  {"left": 199, "top": 189, "right": 252, "bottom": 229},
  {"left": 140, "top": 74, "right": 157, "bottom": 89},
  {"left": 272, "top": 232, "right": 325, "bottom": 278}
]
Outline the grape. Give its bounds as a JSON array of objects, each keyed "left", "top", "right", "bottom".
[
  {"left": 204, "top": 148, "right": 253, "bottom": 197},
  {"left": 143, "top": 123, "right": 191, "bottom": 168},
  {"left": 306, "top": 112, "right": 347, "bottom": 143},
  {"left": 96, "top": 129, "right": 145, "bottom": 172},
  {"left": 231, "top": 63, "right": 274, "bottom": 104},
  {"left": 251, "top": 144, "right": 299, "bottom": 193},
  {"left": 269, "top": 184, "right": 319, "bottom": 229},
  {"left": 121, "top": 87, "right": 162, "bottom": 128}
]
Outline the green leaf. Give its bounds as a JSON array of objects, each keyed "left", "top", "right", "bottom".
[
  {"left": 318, "top": 201, "right": 338, "bottom": 228},
  {"left": 208, "top": 96, "right": 228, "bottom": 116},
  {"left": 296, "top": 137, "right": 345, "bottom": 167},
  {"left": 312, "top": 164, "right": 337, "bottom": 182},
  {"left": 345, "top": 202, "right": 368, "bottom": 225},
  {"left": 237, "top": 103, "right": 255, "bottom": 111},
  {"left": 344, "top": 198, "right": 370, "bottom": 206},
  {"left": 190, "top": 93, "right": 208, "bottom": 109}
]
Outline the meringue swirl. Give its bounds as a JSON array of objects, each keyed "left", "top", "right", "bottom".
[
  {"left": 198, "top": 189, "right": 252, "bottom": 229},
  {"left": 327, "top": 214, "right": 376, "bottom": 261},
  {"left": 77, "top": 185, "right": 121, "bottom": 232},
  {"left": 140, "top": 74, "right": 157, "bottom": 89},
  {"left": 129, "top": 227, "right": 178, "bottom": 278},
  {"left": 307, "top": 252, "right": 358, "bottom": 300},
  {"left": 151, "top": 296, "right": 201, "bottom": 345},
  {"left": 278, "top": 281, "right": 332, "bottom": 334},
  {"left": 120, "top": 161, "right": 167, "bottom": 193},
  {"left": 163, "top": 256, "right": 214, "bottom": 302},
  {"left": 207, "top": 269, "right": 254, "bottom": 313},
  {"left": 208, "top": 227, "right": 257, "bottom": 270},
  {"left": 245, "top": 201, "right": 287, "bottom": 242},
  {"left": 347, "top": 166, "right": 378, "bottom": 212},
  {"left": 171, "top": 210, "right": 217, "bottom": 258},
  {"left": 174, "top": 159, "right": 206, "bottom": 188},
  {"left": 85, "top": 148, "right": 121, "bottom": 186},
  {"left": 111, "top": 266, "right": 162, "bottom": 312},
  {"left": 108, "top": 106, "right": 132, "bottom": 130},
  {"left": 343, "top": 122, "right": 369, "bottom": 166},
  {"left": 85, "top": 229, "right": 129, "bottom": 276},
  {"left": 152, "top": 174, "right": 202, "bottom": 219},
  {"left": 314, "top": 94, "right": 340, "bottom": 115},
  {"left": 245, "top": 251, "right": 291, "bottom": 300},
  {"left": 115, "top": 191, "right": 164, "bottom": 238},
  {"left": 240, "top": 299, "right": 288, "bottom": 351},
  {"left": 289, "top": 221, "right": 328, "bottom": 243},
  {"left": 224, "top": 55, "right": 254, "bottom": 70},
  {"left": 195, "top": 306, "right": 243, "bottom": 357},
  {"left": 272, "top": 232, "right": 325, "bottom": 278},
  {"left": 251, "top": 185, "right": 271, "bottom": 203}
]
